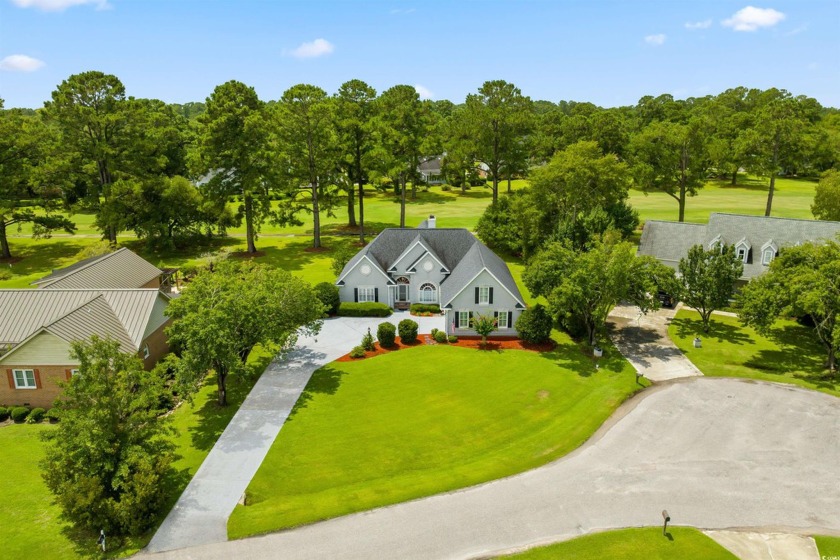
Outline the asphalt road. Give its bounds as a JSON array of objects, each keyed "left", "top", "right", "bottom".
[{"left": 144, "top": 377, "right": 840, "bottom": 559}]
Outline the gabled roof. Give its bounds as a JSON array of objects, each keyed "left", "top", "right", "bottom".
[
  {"left": 441, "top": 241, "right": 525, "bottom": 308},
  {"left": 0, "top": 289, "right": 167, "bottom": 355},
  {"left": 638, "top": 213, "right": 840, "bottom": 279},
  {"left": 34, "top": 247, "right": 162, "bottom": 290}
]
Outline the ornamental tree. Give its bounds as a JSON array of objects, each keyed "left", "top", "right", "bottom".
[
  {"left": 471, "top": 313, "right": 498, "bottom": 346},
  {"left": 677, "top": 243, "right": 744, "bottom": 333},
  {"left": 41, "top": 337, "right": 174, "bottom": 536}
]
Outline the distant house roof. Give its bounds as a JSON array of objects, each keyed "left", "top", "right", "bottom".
[
  {"left": 638, "top": 213, "right": 840, "bottom": 280},
  {"left": 33, "top": 247, "right": 162, "bottom": 290},
  {"left": 0, "top": 289, "right": 168, "bottom": 355},
  {"left": 337, "top": 225, "right": 524, "bottom": 308},
  {"left": 417, "top": 156, "right": 442, "bottom": 174}
]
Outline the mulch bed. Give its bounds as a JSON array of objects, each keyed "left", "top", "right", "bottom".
[
  {"left": 304, "top": 246, "right": 331, "bottom": 253},
  {"left": 0, "top": 257, "right": 22, "bottom": 264},
  {"left": 230, "top": 250, "right": 266, "bottom": 259},
  {"left": 336, "top": 335, "right": 555, "bottom": 361}
]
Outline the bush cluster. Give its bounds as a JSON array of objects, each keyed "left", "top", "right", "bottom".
[
  {"left": 448, "top": 335, "right": 458, "bottom": 343},
  {"left": 361, "top": 328, "right": 376, "bottom": 351},
  {"left": 410, "top": 303, "right": 441, "bottom": 314},
  {"left": 0, "top": 406, "right": 9, "bottom": 421},
  {"left": 0, "top": 269, "right": 11, "bottom": 281},
  {"left": 337, "top": 302, "right": 392, "bottom": 317},
  {"left": 434, "top": 330, "right": 448, "bottom": 343},
  {"left": 398, "top": 319, "right": 419, "bottom": 344},
  {"left": 349, "top": 346, "right": 366, "bottom": 359},
  {"left": 515, "top": 304, "right": 553, "bottom": 344},
  {"left": 11, "top": 406, "right": 30, "bottom": 423},
  {"left": 27, "top": 407, "right": 46, "bottom": 424},
  {"left": 377, "top": 322, "right": 396, "bottom": 347},
  {"left": 314, "top": 282, "right": 341, "bottom": 315},
  {"left": 45, "top": 408, "right": 61, "bottom": 423}
]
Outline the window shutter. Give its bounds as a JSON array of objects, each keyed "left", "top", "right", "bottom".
[
  {"left": 489, "top": 287, "right": 494, "bottom": 304},
  {"left": 34, "top": 368, "right": 42, "bottom": 389},
  {"left": 6, "top": 369, "right": 13, "bottom": 389},
  {"left": 475, "top": 287, "right": 479, "bottom": 304},
  {"left": 469, "top": 311, "right": 473, "bottom": 327},
  {"left": 65, "top": 369, "right": 72, "bottom": 381},
  {"left": 508, "top": 312, "right": 513, "bottom": 327},
  {"left": 354, "top": 288, "right": 358, "bottom": 303},
  {"left": 494, "top": 311, "right": 498, "bottom": 319},
  {"left": 374, "top": 288, "right": 379, "bottom": 302}
]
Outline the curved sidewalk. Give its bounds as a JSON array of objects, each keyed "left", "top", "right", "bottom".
[
  {"left": 145, "top": 377, "right": 840, "bottom": 559},
  {"left": 147, "top": 313, "right": 444, "bottom": 553}
]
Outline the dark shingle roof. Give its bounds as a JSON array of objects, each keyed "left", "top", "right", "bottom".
[{"left": 638, "top": 213, "right": 840, "bottom": 279}]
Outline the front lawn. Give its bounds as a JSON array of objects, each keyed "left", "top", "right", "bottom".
[
  {"left": 669, "top": 309, "right": 840, "bottom": 397},
  {"left": 815, "top": 536, "right": 840, "bottom": 557},
  {"left": 502, "top": 527, "right": 737, "bottom": 559},
  {"left": 228, "top": 337, "right": 645, "bottom": 539}
]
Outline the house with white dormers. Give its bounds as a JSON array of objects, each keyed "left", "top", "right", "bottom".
[
  {"left": 638, "top": 213, "right": 840, "bottom": 283},
  {"left": 336, "top": 216, "right": 526, "bottom": 337}
]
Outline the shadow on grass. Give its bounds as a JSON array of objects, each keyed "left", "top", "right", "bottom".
[
  {"left": 1, "top": 238, "right": 95, "bottom": 278},
  {"left": 539, "top": 338, "right": 626, "bottom": 378},
  {"left": 320, "top": 221, "right": 399, "bottom": 236},
  {"left": 671, "top": 317, "right": 753, "bottom": 346},
  {"left": 286, "top": 364, "right": 348, "bottom": 422}
]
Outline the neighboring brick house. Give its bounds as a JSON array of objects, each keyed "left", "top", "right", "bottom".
[
  {"left": 336, "top": 216, "right": 526, "bottom": 337},
  {"left": 638, "top": 213, "right": 840, "bottom": 285},
  {"left": 0, "top": 289, "right": 172, "bottom": 408},
  {"left": 32, "top": 247, "right": 164, "bottom": 290}
]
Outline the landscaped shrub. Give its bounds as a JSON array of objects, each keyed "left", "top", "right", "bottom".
[
  {"left": 27, "top": 407, "right": 46, "bottom": 424},
  {"left": 0, "top": 406, "right": 9, "bottom": 421},
  {"left": 0, "top": 269, "right": 11, "bottom": 281},
  {"left": 410, "top": 303, "right": 441, "bottom": 315},
  {"left": 361, "top": 328, "right": 376, "bottom": 351},
  {"left": 179, "top": 263, "right": 200, "bottom": 279},
  {"left": 434, "top": 330, "right": 448, "bottom": 343},
  {"left": 337, "top": 302, "right": 392, "bottom": 317},
  {"left": 377, "top": 322, "right": 396, "bottom": 348},
  {"left": 314, "top": 282, "right": 341, "bottom": 315},
  {"left": 349, "top": 346, "right": 366, "bottom": 359},
  {"left": 516, "top": 304, "right": 554, "bottom": 344},
  {"left": 11, "top": 406, "right": 30, "bottom": 423},
  {"left": 45, "top": 408, "right": 61, "bottom": 423},
  {"left": 448, "top": 335, "right": 458, "bottom": 343},
  {"left": 398, "top": 319, "right": 419, "bottom": 344}
]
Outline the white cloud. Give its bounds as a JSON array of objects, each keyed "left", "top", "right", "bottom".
[
  {"left": 784, "top": 24, "right": 807, "bottom": 36},
  {"left": 685, "top": 19, "right": 713, "bottom": 30},
  {"left": 11, "top": 0, "right": 109, "bottom": 11},
  {"left": 414, "top": 84, "right": 433, "bottom": 100},
  {"left": 0, "top": 54, "right": 46, "bottom": 72},
  {"left": 286, "top": 38, "right": 335, "bottom": 59},
  {"left": 644, "top": 34, "right": 666, "bottom": 46},
  {"left": 722, "top": 6, "right": 785, "bottom": 31},
  {"left": 390, "top": 8, "right": 416, "bottom": 15}
]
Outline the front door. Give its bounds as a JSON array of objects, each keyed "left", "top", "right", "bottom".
[{"left": 397, "top": 284, "right": 409, "bottom": 302}]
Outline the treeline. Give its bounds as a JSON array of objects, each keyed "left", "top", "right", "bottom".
[{"left": 1, "top": 73, "right": 838, "bottom": 259}]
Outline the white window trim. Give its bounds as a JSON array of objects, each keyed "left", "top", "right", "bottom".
[
  {"left": 736, "top": 247, "right": 748, "bottom": 263},
  {"left": 478, "top": 286, "right": 490, "bottom": 305},
  {"left": 13, "top": 368, "right": 36, "bottom": 389},
  {"left": 418, "top": 282, "right": 438, "bottom": 304},
  {"left": 497, "top": 310, "right": 509, "bottom": 329},
  {"left": 143, "top": 344, "right": 151, "bottom": 359},
  {"left": 70, "top": 369, "right": 80, "bottom": 377},
  {"left": 762, "top": 248, "right": 775, "bottom": 265},
  {"left": 358, "top": 286, "right": 376, "bottom": 303},
  {"left": 458, "top": 311, "right": 470, "bottom": 329}
]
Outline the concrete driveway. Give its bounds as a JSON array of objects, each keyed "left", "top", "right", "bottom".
[
  {"left": 147, "top": 312, "right": 444, "bottom": 553},
  {"left": 607, "top": 303, "right": 702, "bottom": 382},
  {"left": 145, "top": 377, "right": 840, "bottom": 559}
]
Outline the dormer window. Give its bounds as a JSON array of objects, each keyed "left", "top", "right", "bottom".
[
  {"left": 760, "top": 240, "right": 778, "bottom": 266},
  {"left": 708, "top": 234, "right": 724, "bottom": 252},
  {"left": 734, "top": 238, "right": 751, "bottom": 264}
]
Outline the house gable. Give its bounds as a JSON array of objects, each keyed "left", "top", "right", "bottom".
[{"left": 0, "top": 331, "right": 76, "bottom": 367}]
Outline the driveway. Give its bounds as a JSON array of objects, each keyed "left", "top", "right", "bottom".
[
  {"left": 145, "top": 377, "right": 840, "bottom": 559},
  {"left": 607, "top": 303, "right": 702, "bottom": 382},
  {"left": 147, "top": 312, "right": 444, "bottom": 553}
]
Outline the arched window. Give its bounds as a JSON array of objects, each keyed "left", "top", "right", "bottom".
[{"left": 419, "top": 282, "right": 437, "bottom": 303}]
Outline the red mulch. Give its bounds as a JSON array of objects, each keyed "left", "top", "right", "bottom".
[
  {"left": 336, "top": 335, "right": 554, "bottom": 361},
  {"left": 304, "top": 246, "right": 331, "bottom": 253},
  {"left": 230, "top": 250, "right": 266, "bottom": 259}
]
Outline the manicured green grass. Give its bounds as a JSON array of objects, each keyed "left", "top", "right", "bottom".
[
  {"left": 669, "top": 309, "right": 840, "bottom": 397},
  {"left": 814, "top": 535, "right": 840, "bottom": 556},
  {"left": 0, "top": 349, "right": 266, "bottom": 558},
  {"left": 502, "top": 527, "right": 737, "bottom": 559},
  {"left": 629, "top": 175, "right": 817, "bottom": 224},
  {"left": 228, "top": 337, "right": 646, "bottom": 539}
]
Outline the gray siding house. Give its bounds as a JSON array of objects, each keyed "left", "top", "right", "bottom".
[
  {"left": 638, "top": 213, "right": 840, "bottom": 282},
  {"left": 336, "top": 216, "right": 526, "bottom": 337}
]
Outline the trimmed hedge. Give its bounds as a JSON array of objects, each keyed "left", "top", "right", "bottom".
[
  {"left": 410, "top": 303, "right": 441, "bottom": 315},
  {"left": 11, "top": 406, "right": 29, "bottom": 423},
  {"left": 0, "top": 406, "right": 9, "bottom": 421},
  {"left": 45, "top": 408, "right": 61, "bottom": 423},
  {"left": 448, "top": 335, "right": 458, "bottom": 343},
  {"left": 398, "top": 319, "right": 419, "bottom": 344},
  {"left": 27, "top": 407, "right": 46, "bottom": 424},
  {"left": 314, "top": 282, "right": 341, "bottom": 315},
  {"left": 434, "top": 330, "right": 448, "bottom": 343},
  {"left": 349, "top": 346, "right": 366, "bottom": 359},
  {"left": 337, "top": 302, "right": 392, "bottom": 317},
  {"left": 377, "top": 322, "right": 397, "bottom": 348}
]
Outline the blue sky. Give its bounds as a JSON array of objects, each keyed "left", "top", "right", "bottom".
[{"left": 1, "top": 0, "right": 838, "bottom": 109}]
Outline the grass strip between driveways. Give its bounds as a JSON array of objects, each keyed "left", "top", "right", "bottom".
[
  {"left": 228, "top": 335, "right": 646, "bottom": 539},
  {"left": 501, "top": 527, "right": 738, "bottom": 559},
  {"left": 815, "top": 535, "right": 840, "bottom": 556},
  {"left": 669, "top": 309, "right": 840, "bottom": 397}
]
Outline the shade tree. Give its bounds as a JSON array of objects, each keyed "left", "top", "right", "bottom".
[{"left": 676, "top": 243, "right": 744, "bottom": 333}]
